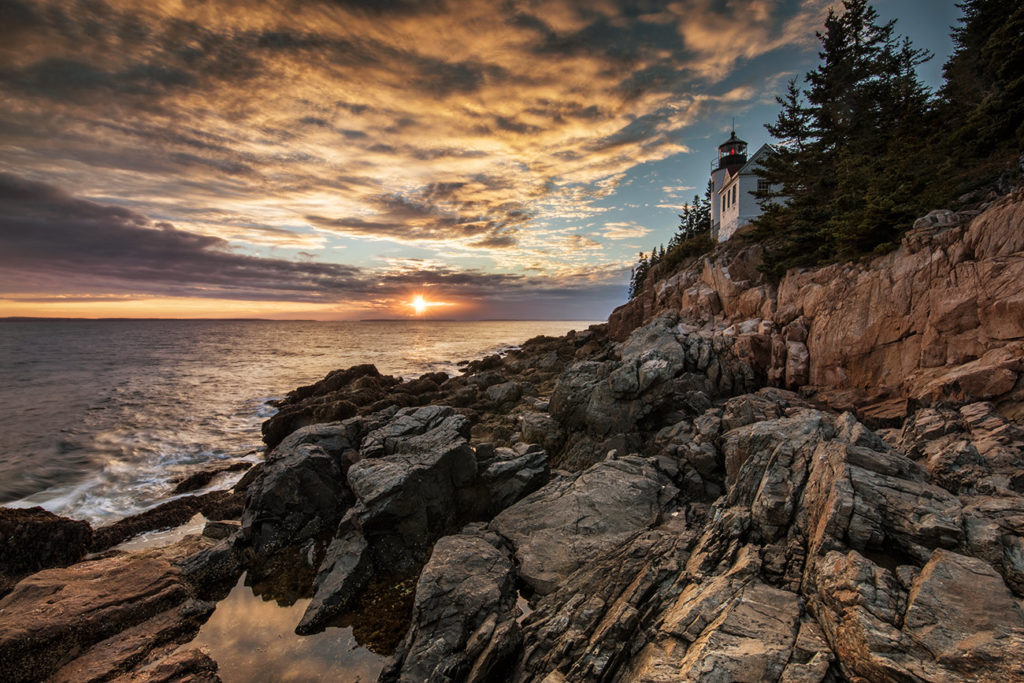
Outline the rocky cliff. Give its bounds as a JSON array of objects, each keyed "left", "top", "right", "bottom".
[
  {"left": 610, "top": 191, "right": 1024, "bottom": 426},
  {"left": 1, "top": 193, "right": 1023, "bottom": 682}
]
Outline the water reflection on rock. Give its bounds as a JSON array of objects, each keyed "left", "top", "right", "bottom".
[{"left": 192, "top": 573, "right": 384, "bottom": 682}]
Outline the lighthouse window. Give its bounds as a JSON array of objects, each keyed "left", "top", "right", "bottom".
[{"left": 757, "top": 179, "right": 770, "bottom": 194}]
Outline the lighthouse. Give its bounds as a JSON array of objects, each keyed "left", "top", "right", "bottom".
[{"left": 709, "top": 130, "right": 778, "bottom": 242}]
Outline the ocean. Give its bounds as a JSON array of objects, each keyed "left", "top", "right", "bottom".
[{"left": 0, "top": 318, "right": 591, "bottom": 525}]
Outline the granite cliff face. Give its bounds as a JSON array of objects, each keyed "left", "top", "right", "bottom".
[
  {"left": 1, "top": 194, "right": 1023, "bottom": 681},
  {"left": 609, "top": 192, "right": 1024, "bottom": 425}
]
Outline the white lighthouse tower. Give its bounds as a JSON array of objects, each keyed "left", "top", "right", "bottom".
[{"left": 710, "top": 130, "right": 778, "bottom": 242}]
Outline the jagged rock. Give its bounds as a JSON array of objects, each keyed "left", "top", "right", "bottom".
[
  {"left": 519, "top": 412, "right": 564, "bottom": 453},
  {"left": 784, "top": 340, "right": 809, "bottom": 388},
  {"left": 912, "top": 208, "right": 960, "bottom": 229},
  {"left": 477, "top": 443, "right": 549, "bottom": 514},
  {"left": 262, "top": 364, "right": 400, "bottom": 449},
  {"left": 112, "top": 647, "right": 220, "bottom": 682},
  {"left": 661, "top": 580, "right": 802, "bottom": 681},
  {"left": 295, "top": 521, "right": 372, "bottom": 636},
  {"left": 201, "top": 520, "right": 239, "bottom": 540},
  {"left": 177, "top": 537, "right": 243, "bottom": 600},
  {"left": 610, "top": 195, "right": 1024, "bottom": 411},
  {"left": 486, "top": 381, "right": 522, "bottom": 406},
  {"left": 548, "top": 317, "right": 696, "bottom": 441},
  {"left": 719, "top": 387, "right": 804, "bottom": 432},
  {"left": 48, "top": 599, "right": 217, "bottom": 683},
  {"left": 345, "top": 408, "right": 476, "bottom": 564},
  {"left": 238, "top": 441, "right": 351, "bottom": 557},
  {"left": 902, "top": 549, "right": 1024, "bottom": 679},
  {"left": 270, "top": 418, "right": 371, "bottom": 466},
  {"left": 549, "top": 361, "right": 611, "bottom": 431},
  {"left": 961, "top": 495, "right": 1024, "bottom": 594},
  {"left": 913, "top": 344, "right": 1023, "bottom": 404},
  {"left": 490, "top": 456, "right": 677, "bottom": 594},
  {"left": 171, "top": 461, "right": 251, "bottom": 495},
  {"left": 381, "top": 528, "right": 520, "bottom": 682},
  {"left": 298, "top": 406, "right": 478, "bottom": 634},
  {"left": 0, "top": 506, "right": 92, "bottom": 595},
  {"left": 514, "top": 514, "right": 698, "bottom": 681},
  {"left": 897, "top": 402, "right": 1024, "bottom": 493},
  {"left": 357, "top": 404, "right": 464, "bottom": 458},
  {"left": 801, "top": 436, "right": 963, "bottom": 563}
]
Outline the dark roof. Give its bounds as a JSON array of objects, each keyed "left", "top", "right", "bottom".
[{"left": 719, "top": 130, "right": 747, "bottom": 148}]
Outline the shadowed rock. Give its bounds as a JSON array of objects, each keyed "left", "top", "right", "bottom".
[
  {"left": 380, "top": 527, "right": 520, "bottom": 682},
  {"left": 0, "top": 506, "right": 92, "bottom": 596}
]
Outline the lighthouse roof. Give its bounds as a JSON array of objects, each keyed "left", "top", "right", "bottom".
[{"left": 719, "top": 130, "right": 747, "bottom": 148}]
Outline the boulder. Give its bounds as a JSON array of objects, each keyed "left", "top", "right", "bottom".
[
  {"left": 0, "top": 507, "right": 92, "bottom": 595},
  {"left": 298, "top": 407, "right": 479, "bottom": 634},
  {"left": 476, "top": 444, "right": 549, "bottom": 514},
  {"left": 261, "top": 364, "right": 400, "bottom": 449},
  {"left": 519, "top": 411, "right": 564, "bottom": 453},
  {"left": 548, "top": 361, "right": 610, "bottom": 431},
  {"left": 381, "top": 528, "right": 520, "bottom": 682},
  {"left": 902, "top": 549, "right": 1024, "bottom": 679},
  {"left": 490, "top": 456, "right": 677, "bottom": 594},
  {"left": 513, "top": 514, "right": 696, "bottom": 681},
  {"left": 486, "top": 381, "right": 522, "bottom": 406},
  {"left": 238, "top": 441, "right": 351, "bottom": 557}
]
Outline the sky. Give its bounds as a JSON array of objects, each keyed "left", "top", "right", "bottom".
[{"left": 0, "top": 0, "right": 963, "bottom": 320}]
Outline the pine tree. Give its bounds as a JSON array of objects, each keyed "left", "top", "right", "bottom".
[
  {"left": 675, "top": 180, "right": 712, "bottom": 242},
  {"left": 753, "top": 0, "right": 933, "bottom": 275},
  {"left": 628, "top": 252, "right": 650, "bottom": 299},
  {"left": 939, "top": 0, "right": 1024, "bottom": 192}
]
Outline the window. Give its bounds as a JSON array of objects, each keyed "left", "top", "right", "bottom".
[
  {"left": 757, "top": 179, "right": 770, "bottom": 194},
  {"left": 732, "top": 185, "right": 737, "bottom": 204}
]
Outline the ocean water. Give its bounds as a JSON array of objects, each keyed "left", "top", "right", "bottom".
[{"left": 0, "top": 319, "right": 590, "bottom": 525}]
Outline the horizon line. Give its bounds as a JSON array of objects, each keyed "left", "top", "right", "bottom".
[{"left": 1, "top": 316, "right": 604, "bottom": 323}]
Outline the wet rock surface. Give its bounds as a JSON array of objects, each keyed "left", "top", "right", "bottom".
[
  {"left": 0, "top": 538, "right": 219, "bottom": 683},
  {"left": 92, "top": 490, "right": 244, "bottom": 552}
]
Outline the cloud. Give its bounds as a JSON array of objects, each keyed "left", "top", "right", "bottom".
[
  {"left": 601, "top": 221, "right": 652, "bottom": 240},
  {"left": 0, "top": 1, "right": 826, "bottom": 249},
  {"left": 0, "top": 174, "right": 622, "bottom": 310}
]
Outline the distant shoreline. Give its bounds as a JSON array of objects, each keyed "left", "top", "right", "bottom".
[{"left": 0, "top": 316, "right": 601, "bottom": 323}]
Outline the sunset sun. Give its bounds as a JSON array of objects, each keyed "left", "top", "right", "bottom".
[{"left": 411, "top": 295, "right": 427, "bottom": 315}]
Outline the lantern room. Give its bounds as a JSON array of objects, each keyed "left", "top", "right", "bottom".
[{"left": 716, "top": 130, "right": 748, "bottom": 170}]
